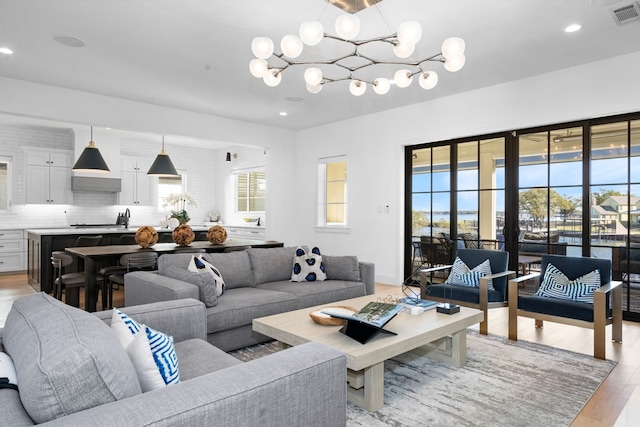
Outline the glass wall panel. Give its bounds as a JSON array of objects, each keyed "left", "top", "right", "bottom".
[
  {"left": 457, "top": 141, "right": 478, "bottom": 191},
  {"left": 519, "top": 132, "right": 548, "bottom": 188},
  {"left": 432, "top": 146, "right": 450, "bottom": 192}
]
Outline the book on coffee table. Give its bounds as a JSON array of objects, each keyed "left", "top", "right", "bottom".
[
  {"left": 400, "top": 297, "right": 439, "bottom": 310},
  {"left": 322, "top": 302, "right": 402, "bottom": 344}
]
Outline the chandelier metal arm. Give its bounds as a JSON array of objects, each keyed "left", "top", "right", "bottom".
[{"left": 250, "top": 16, "right": 466, "bottom": 94}]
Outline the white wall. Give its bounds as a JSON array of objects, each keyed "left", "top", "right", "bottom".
[
  {"left": 0, "top": 52, "right": 638, "bottom": 283},
  {"left": 294, "top": 51, "right": 640, "bottom": 285}
]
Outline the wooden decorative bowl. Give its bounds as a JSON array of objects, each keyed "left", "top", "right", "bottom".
[{"left": 309, "top": 306, "right": 357, "bottom": 326}]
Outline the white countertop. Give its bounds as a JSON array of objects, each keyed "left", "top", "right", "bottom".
[{"left": 25, "top": 224, "right": 265, "bottom": 236}]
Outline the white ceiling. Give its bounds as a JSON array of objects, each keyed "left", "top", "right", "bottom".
[{"left": 0, "top": 0, "right": 639, "bottom": 135}]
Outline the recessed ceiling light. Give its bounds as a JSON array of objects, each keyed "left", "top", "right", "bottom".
[
  {"left": 0, "top": 47, "right": 13, "bottom": 55},
  {"left": 53, "top": 34, "right": 85, "bottom": 48},
  {"left": 279, "top": 112, "right": 288, "bottom": 116},
  {"left": 564, "top": 24, "right": 583, "bottom": 33}
]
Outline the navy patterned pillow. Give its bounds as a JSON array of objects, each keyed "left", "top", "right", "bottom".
[
  {"left": 291, "top": 246, "right": 327, "bottom": 282},
  {"left": 535, "top": 263, "right": 600, "bottom": 303},
  {"left": 445, "top": 257, "right": 494, "bottom": 290}
]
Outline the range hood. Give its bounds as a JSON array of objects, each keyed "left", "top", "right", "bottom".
[{"left": 71, "top": 176, "right": 122, "bottom": 192}]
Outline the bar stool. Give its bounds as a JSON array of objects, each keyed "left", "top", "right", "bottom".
[{"left": 51, "top": 252, "right": 85, "bottom": 306}]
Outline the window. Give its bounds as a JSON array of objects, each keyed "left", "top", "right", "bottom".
[
  {"left": 0, "top": 157, "right": 11, "bottom": 212},
  {"left": 236, "top": 170, "right": 266, "bottom": 212},
  {"left": 318, "top": 156, "right": 347, "bottom": 226},
  {"left": 157, "top": 173, "right": 186, "bottom": 211}
]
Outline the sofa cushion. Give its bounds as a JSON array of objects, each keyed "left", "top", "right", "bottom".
[
  {"left": 427, "top": 283, "right": 505, "bottom": 304},
  {"left": 258, "top": 280, "right": 366, "bottom": 309},
  {"left": 3, "top": 293, "right": 141, "bottom": 424},
  {"left": 205, "top": 287, "right": 298, "bottom": 333},
  {"left": 248, "top": 247, "right": 298, "bottom": 285},
  {"left": 163, "top": 265, "right": 219, "bottom": 307},
  {"left": 174, "top": 338, "right": 242, "bottom": 381},
  {"left": 205, "top": 251, "right": 255, "bottom": 289},
  {"left": 323, "top": 255, "right": 361, "bottom": 281},
  {"left": 0, "top": 389, "right": 34, "bottom": 427},
  {"left": 291, "top": 247, "right": 327, "bottom": 282}
]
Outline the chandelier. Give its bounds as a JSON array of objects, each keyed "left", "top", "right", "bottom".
[{"left": 249, "top": 2, "right": 466, "bottom": 96}]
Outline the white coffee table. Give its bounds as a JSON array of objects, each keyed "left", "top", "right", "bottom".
[{"left": 253, "top": 294, "right": 484, "bottom": 411}]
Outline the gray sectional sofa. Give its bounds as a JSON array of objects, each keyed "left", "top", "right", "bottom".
[
  {"left": 0, "top": 293, "right": 347, "bottom": 426},
  {"left": 125, "top": 246, "right": 375, "bottom": 351}
]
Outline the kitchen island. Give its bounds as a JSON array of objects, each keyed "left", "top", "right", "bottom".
[{"left": 26, "top": 226, "right": 278, "bottom": 296}]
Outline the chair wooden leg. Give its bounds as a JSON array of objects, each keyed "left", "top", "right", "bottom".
[
  {"left": 508, "top": 279, "right": 518, "bottom": 341},
  {"left": 594, "top": 290, "right": 607, "bottom": 360},
  {"left": 612, "top": 285, "right": 623, "bottom": 343},
  {"left": 479, "top": 309, "right": 488, "bottom": 335}
]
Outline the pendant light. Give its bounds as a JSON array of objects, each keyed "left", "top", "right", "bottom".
[
  {"left": 72, "top": 126, "right": 110, "bottom": 172},
  {"left": 147, "top": 136, "right": 178, "bottom": 176}
]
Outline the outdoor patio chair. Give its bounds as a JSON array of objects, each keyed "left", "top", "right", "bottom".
[
  {"left": 508, "top": 254, "right": 622, "bottom": 359},
  {"left": 419, "top": 248, "right": 516, "bottom": 334}
]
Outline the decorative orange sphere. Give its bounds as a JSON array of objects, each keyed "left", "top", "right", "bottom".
[
  {"left": 134, "top": 226, "right": 158, "bottom": 248},
  {"left": 207, "top": 225, "right": 228, "bottom": 245},
  {"left": 172, "top": 224, "right": 195, "bottom": 246}
]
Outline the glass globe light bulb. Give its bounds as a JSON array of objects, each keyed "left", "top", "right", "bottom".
[
  {"left": 304, "top": 67, "right": 323, "bottom": 86},
  {"left": 335, "top": 14, "right": 360, "bottom": 40},
  {"left": 306, "top": 83, "right": 323, "bottom": 94},
  {"left": 394, "top": 69, "right": 413, "bottom": 88},
  {"left": 281, "top": 35, "right": 303, "bottom": 58},
  {"left": 373, "top": 78, "right": 390, "bottom": 95},
  {"left": 251, "top": 37, "right": 274, "bottom": 60},
  {"left": 444, "top": 54, "right": 466, "bottom": 72},
  {"left": 418, "top": 71, "right": 438, "bottom": 89},
  {"left": 397, "top": 21, "right": 422, "bottom": 45},
  {"left": 263, "top": 69, "right": 282, "bottom": 87},
  {"left": 299, "top": 21, "right": 324, "bottom": 46},
  {"left": 441, "top": 37, "right": 466, "bottom": 59},
  {"left": 249, "top": 59, "right": 268, "bottom": 78},
  {"left": 349, "top": 80, "right": 366, "bottom": 96},
  {"left": 393, "top": 42, "right": 415, "bottom": 59}
]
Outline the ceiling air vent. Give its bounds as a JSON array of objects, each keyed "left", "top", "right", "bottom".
[{"left": 611, "top": 2, "right": 640, "bottom": 25}]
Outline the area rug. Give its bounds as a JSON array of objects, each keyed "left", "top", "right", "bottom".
[{"left": 229, "top": 332, "right": 615, "bottom": 427}]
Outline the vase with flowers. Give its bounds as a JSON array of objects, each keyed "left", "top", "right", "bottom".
[{"left": 163, "top": 192, "right": 197, "bottom": 225}]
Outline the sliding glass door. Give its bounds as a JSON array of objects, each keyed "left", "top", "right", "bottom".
[{"left": 405, "top": 112, "right": 640, "bottom": 320}]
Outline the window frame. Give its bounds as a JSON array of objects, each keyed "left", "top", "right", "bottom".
[
  {"left": 317, "top": 154, "right": 348, "bottom": 229},
  {"left": 233, "top": 168, "right": 266, "bottom": 213},
  {"left": 0, "top": 156, "right": 12, "bottom": 213},
  {"left": 156, "top": 170, "right": 187, "bottom": 212}
]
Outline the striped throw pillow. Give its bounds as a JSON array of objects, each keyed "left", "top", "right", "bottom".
[
  {"left": 535, "top": 263, "right": 601, "bottom": 304},
  {"left": 445, "top": 257, "right": 494, "bottom": 291}
]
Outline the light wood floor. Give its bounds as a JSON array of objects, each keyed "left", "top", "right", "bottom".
[{"left": 0, "top": 275, "right": 636, "bottom": 426}]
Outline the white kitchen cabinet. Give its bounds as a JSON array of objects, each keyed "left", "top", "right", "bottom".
[
  {"left": 223, "top": 225, "right": 266, "bottom": 240},
  {"left": 24, "top": 149, "right": 72, "bottom": 204},
  {"left": 0, "top": 229, "right": 25, "bottom": 272},
  {"left": 120, "top": 156, "right": 154, "bottom": 205}
]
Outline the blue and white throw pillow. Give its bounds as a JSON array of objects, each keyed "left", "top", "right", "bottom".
[
  {"left": 111, "top": 309, "right": 180, "bottom": 392},
  {"left": 126, "top": 325, "right": 180, "bottom": 392},
  {"left": 445, "top": 257, "right": 494, "bottom": 291},
  {"left": 291, "top": 246, "right": 327, "bottom": 282},
  {"left": 535, "top": 263, "right": 601, "bottom": 304},
  {"left": 111, "top": 308, "right": 142, "bottom": 349},
  {"left": 188, "top": 255, "right": 226, "bottom": 298}
]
